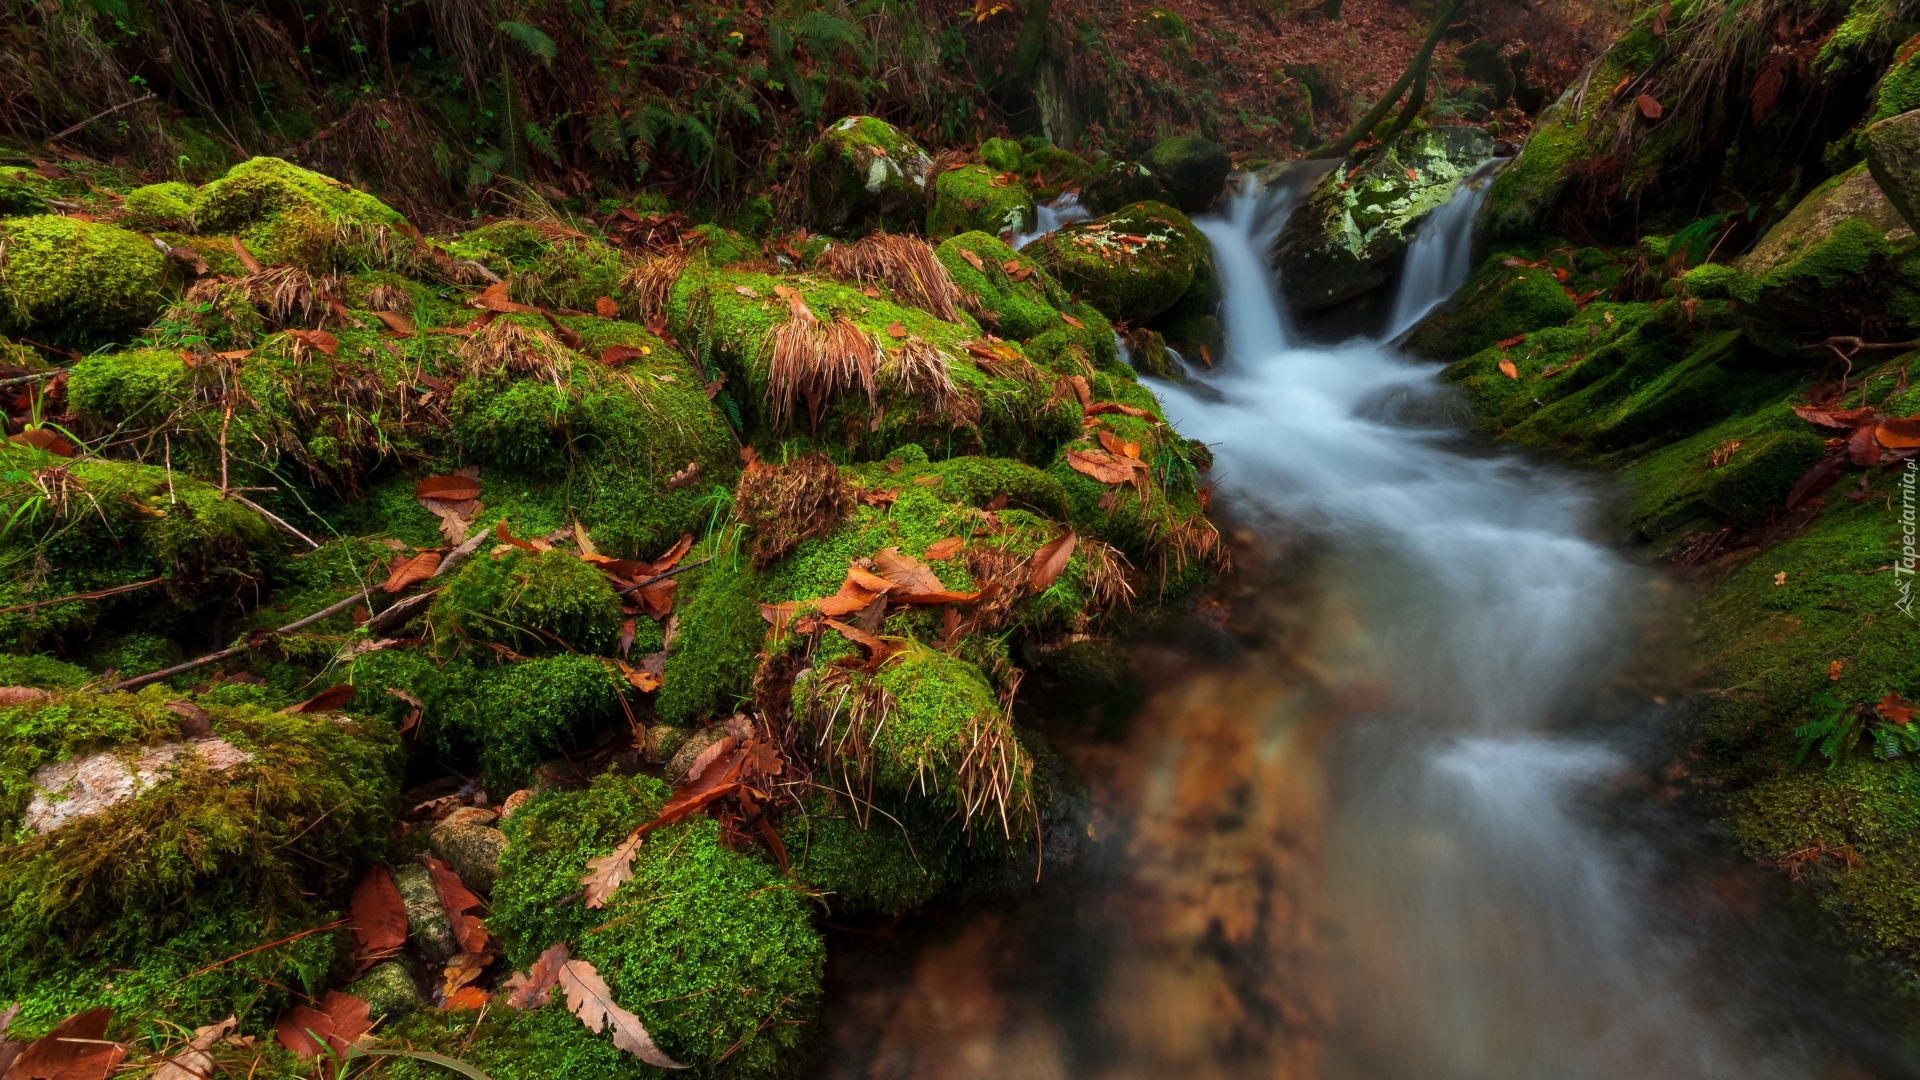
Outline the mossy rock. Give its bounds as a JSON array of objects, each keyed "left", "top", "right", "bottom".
[
  {"left": 433, "top": 547, "right": 625, "bottom": 656},
  {"left": 0, "top": 216, "right": 170, "bottom": 343},
  {"left": 443, "top": 220, "right": 626, "bottom": 312},
  {"left": 935, "top": 230, "right": 1077, "bottom": 341},
  {"left": 1272, "top": 125, "right": 1493, "bottom": 312},
  {"left": 1476, "top": 104, "right": 1596, "bottom": 244},
  {"left": 1404, "top": 256, "right": 1577, "bottom": 359},
  {"left": 978, "top": 137, "right": 1027, "bottom": 173},
  {"left": 658, "top": 550, "right": 764, "bottom": 725},
  {"left": 1081, "top": 159, "right": 1170, "bottom": 217},
  {"left": 1024, "top": 145, "right": 1094, "bottom": 195},
  {"left": 0, "top": 171, "right": 46, "bottom": 217},
  {"left": 0, "top": 688, "right": 398, "bottom": 1032},
  {"left": 1730, "top": 164, "right": 1918, "bottom": 356},
  {"left": 781, "top": 791, "right": 957, "bottom": 915},
  {"left": 928, "top": 164, "right": 1036, "bottom": 241},
  {"left": 487, "top": 772, "right": 824, "bottom": 1079},
  {"left": 1864, "top": 108, "right": 1920, "bottom": 234},
  {"left": 1145, "top": 134, "right": 1231, "bottom": 214},
  {"left": 1024, "top": 201, "right": 1201, "bottom": 323},
  {"left": 193, "top": 156, "right": 406, "bottom": 270},
  {"left": 446, "top": 655, "right": 624, "bottom": 793},
  {"left": 122, "top": 181, "right": 198, "bottom": 230},
  {"left": 804, "top": 116, "right": 934, "bottom": 237}
]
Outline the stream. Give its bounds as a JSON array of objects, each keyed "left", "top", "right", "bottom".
[{"left": 817, "top": 174, "right": 1920, "bottom": 1079}]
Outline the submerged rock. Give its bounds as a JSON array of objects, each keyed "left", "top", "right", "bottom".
[
  {"left": 1272, "top": 125, "right": 1493, "bottom": 312},
  {"left": 805, "top": 116, "right": 934, "bottom": 236}
]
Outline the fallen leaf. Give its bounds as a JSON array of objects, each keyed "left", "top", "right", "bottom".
[
  {"left": 874, "top": 547, "right": 945, "bottom": 594},
  {"left": 372, "top": 310, "right": 416, "bottom": 336},
  {"left": 1637, "top": 93, "right": 1663, "bottom": 119},
  {"left": 472, "top": 280, "right": 543, "bottom": 314},
  {"left": 1067, "top": 448, "right": 1146, "bottom": 484},
  {"left": 1774, "top": 571, "right": 1788, "bottom": 586},
  {"left": 231, "top": 235, "right": 264, "bottom": 274},
  {"left": 1794, "top": 406, "right": 1878, "bottom": 430},
  {"left": 152, "top": 1016, "right": 237, "bottom": 1080},
  {"left": 350, "top": 867, "right": 409, "bottom": 951},
  {"left": 666, "top": 461, "right": 702, "bottom": 489},
  {"left": 1877, "top": 416, "right": 1920, "bottom": 448},
  {"left": 925, "top": 537, "right": 964, "bottom": 561},
  {"left": 504, "top": 943, "right": 571, "bottom": 1010},
  {"left": 596, "top": 296, "right": 619, "bottom": 318},
  {"left": 634, "top": 748, "right": 748, "bottom": 837},
  {"left": 1498, "top": 359, "right": 1519, "bottom": 379},
  {"left": 1880, "top": 692, "right": 1916, "bottom": 725},
  {"left": 1786, "top": 455, "right": 1845, "bottom": 509},
  {"left": 1849, "top": 424, "right": 1882, "bottom": 467},
  {"left": 287, "top": 329, "right": 339, "bottom": 356},
  {"left": 862, "top": 286, "right": 882, "bottom": 299},
  {"left": 382, "top": 551, "right": 441, "bottom": 593},
  {"left": 275, "top": 992, "right": 369, "bottom": 1063},
  {"left": 599, "top": 345, "right": 648, "bottom": 365},
  {"left": 734, "top": 284, "right": 759, "bottom": 298},
  {"left": 12, "top": 1009, "right": 126, "bottom": 1080},
  {"left": 1002, "top": 258, "right": 1021, "bottom": 272},
  {"left": 424, "top": 856, "right": 488, "bottom": 954},
  {"left": 1067, "top": 375, "right": 1092, "bottom": 410},
  {"left": 886, "top": 321, "right": 907, "bottom": 339},
  {"left": 1496, "top": 334, "right": 1526, "bottom": 349},
  {"left": 1061, "top": 313, "right": 1084, "bottom": 329},
  {"left": 165, "top": 698, "right": 214, "bottom": 739},
  {"left": 416, "top": 474, "right": 483, "bottom": 502},
  {"left": 495, "top": 520, "right": 540, "bottom": 551},
  {"left": 385, "top": 687, "right": 424, "bottom": 735},
  {"left": 1029, "top": 530, "right": 1078, "bottom": 590},
  {"left": 1829, "top": 659, "right": 1845, "bottom": 681},
  {"left": 443, "top": 986, "right": 490, "bottom": 1011},
  {"left": 284, "top": 684, "right": 356, "bottom": 714},
  {"left": 583, "top": 831, "right": 644, "bottom": 909},
  {"left": 558, "top": 959, "right": 689, "bottom": 1069},
  {"left": 1096, "top": 429, "right": 1141, "bottom": 460},
  {"left": 8, "top": 429, "right": 75, "bottom": 456},
  {"left": 686, "top": 735, "right": 739, "bottom": 781},
  {"left": 1085, "top": 401, "right": 1161, "bottom": 423},
  {"left": 959, "top": 248, "right": 985, "bottom": 271}
]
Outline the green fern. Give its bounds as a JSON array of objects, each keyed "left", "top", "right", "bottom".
[{"left": 497, "top": 19, "right": 557, "bottom": 64}]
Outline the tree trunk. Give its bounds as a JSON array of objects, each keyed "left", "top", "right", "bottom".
[{"left": 1309, "top": 0, "right": 1463, "bottom": 160}]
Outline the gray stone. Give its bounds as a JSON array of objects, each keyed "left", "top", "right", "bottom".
[
  {"left": 392, "top": 863, "right": 459, "bottom": 964},
  {"left": 347, "top": 960, "right": 427, "bottom": 1023},
  {"left": 431, "top": 813, "right": 508, "bottom": 896},
  {"left": 1146, "top": 135, "right": 1231, "bottom": 214},
  {"left": 666, "top": 726, "right": 727, "bottom": 781},
  {"left": 1863, "top": 110, "right": 1920, "bottom": 236}
]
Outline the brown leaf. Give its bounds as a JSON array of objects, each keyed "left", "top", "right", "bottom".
[
  {"left": 1877, "top": 416, "right": 1920, "bottom": 448},
  {"left": 473, "top": 280, "right": 543, "bottom": 314},
  {"left": 1496, "top": 334, "right": 1526, "bottom": 349},
  {"left": 415, "top": 474, "right": 483, "bottom": 502},
  {"left": 558, "top": 959, "right": 689, "bottom": 1069},
  {"left": 1794, "top": 405, "right": 1878, "bottom": 430},
  {"left": 1085, "top": 401, "right": 1161, "bottom": 423},
  {"left": 284, "top": 684, "right": 356, "bottom": 714},
  {"left": 734, "top": 284, "right": 759, "bottom": 298},
  {"left": 230, "top": 235, "right": 264, "bottom": 274},
  {"left": 1848, "top": 424, "right": 1882, "bottom": 467},
  {"left": 633, "top": 577, "right": 678, "bottom": 619},
  {"left": 504, "top": 943, "right": 571, "bottom": 1010},
  {"left": 1636, "top": 93, "right": 1663, "bottom": 119},
  {"left": 165, "top": 698, "right": 214, "bottom": 739},
  {"left": 873, "top": 547, "right": 945, "bottom": 594},
  {"left": 636, "top": 750, "right": 748, "bottom": 838},
  {"left": 686, "top": 735, "right": 739, "bottom": 781},
  {"left": 12, "top": 1009, "right": 126, "bottom": 1080},
  {"left": 823, "top": 617, "right": 891, "bottom": 663},
  {"left": 959, "top": 248, "right": 985, "bottom": 271},
  {"left": 1829, "top": 659, "right": 1845, "bottom": 681},
  {"left": 1096, "top": 429, "right": 1141, "bottom": 460},
  {"left": 1002, "top": 258, "right": 1021, "bottom": 272},
  {"left": 444, "top": 985, "right": 490, "bottom": 1011},
  {"left": 151, "top": 1016, "right": 237, "bottom": 1080},
  {"left": 275, "top": 992, "right": 369, "bottom": 1061},
  {"left": 1062, "top": 313, "right": 1085, "bottom": 329},
  {"left": 599, "top": 345, "right": 649, "bottom": 365},
  {"left": 287, "top": 329, "right": 339, "bottom": 356},
  {"left": 1067, "top": 375, "right": 1092, "bottom": 411},
  {"left": 1029, "top": 530, "right": 1078, "bottom": 591},
  {"left": 372, "top": 310, "right": 416, "bottom": 336},
  {"left": 583, "top": 829, "right": 645, "bottom": 909},
  {"left": 666, "top": 461, "right": 702, "bottom": 489},
  {"left": 1067, "top": 449, "right": 1140, "bottom": 484},
  {"left": 596, "top": 296, "right": 619, "bottom": 319},
  {"left": 862, "top": 286, "right": 882, "bottom": 299},
  {"left": 350, "top": 867, "right": 409, "bottom": 951},
  {"left": 925, "top": 537, "right": 964, "bottom": 561},
  {"left": 886, "top": 321, "right": 907, "bottom": 339},
  {"left": 8, "top": 429, "right": 75, "bottom": 456},
  {"left": 424, "top": 855, "right": 489, "bottom": 954},
  {"left": 1498, "top": 359, "right": 1519, "bottom": 379},
  {"left": 1786, "top": 455, "right": 1845, "bottom": 509},
  {"left": 382, "top": 551, "right": 441, "bottom": 593}
]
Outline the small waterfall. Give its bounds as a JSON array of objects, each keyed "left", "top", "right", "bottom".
[
  {"left": 1012, "top": 191, "right": 1090, "bottom": 250},
  {"left": 1382, "top": 159, "right": 1503, "bottom": 340}
]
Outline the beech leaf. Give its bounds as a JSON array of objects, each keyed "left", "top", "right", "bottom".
[
  {"left": 873, "top": 547, "right": 944, "bottom": 595},
  {"left": 350, "top": 867, "right": 409, "bottom": 951},
  {"left": 924, "top": 537, "right": 964, "bottom": 561},
  {"left": 1029, "top": 530, "right": 1077, "bottom": 591},
  {"left": 558, "top": 959, "right": 689, "bottom": 1069},
  {"left": 382, "top": 551, "right": 441, "bottom": 593},
  {"left": 284, "top": 684, "right": 356, "bottom": 714},
  {"left": 415, "top": 474, "right": 483, "bottom": 502}
]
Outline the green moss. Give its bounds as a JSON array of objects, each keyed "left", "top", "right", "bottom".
[
  {"left": 1024, "top": 145, "right": 1094, "bottom": 195},
  {"left": 658, "top": 549, "right": 764, "bottom": 724},
  {"left": 0, "top": 172, "right": 46, "bottom": 217},
  {"left": 193, "top": 157, "right": 405, "bottom": 270},
  {"left": 0, "top": 655, "right": 90, "bottom": 689},
  {"left": 488, "top": 773, "right": 823, "bottom": 1078},
  {"left": 433, "top": 548, "right": 625, "bottom": 656},
  {"left": 0, "top": 689, "right": 397, "bottom": 1031},
  {"left": 0, "top": 216, "right": 170, "bottom": 343},
  {"left": 935, "top": 231, "right": 1073, "bottom": 341},
  {"left": 781, "top": 792, "right": 954, "bottom": 915},
  {"left": 444, "top": 221, "right": 625, "bottom": 312},
  {"left": 1405, "top": 258, "right": 1577, "bottom": 359},
  {"left": 122, "top": 182, "right": 199, "bottom": 229},
  {"left": 447, "top": 655, "right": 623, "bottom": 792},
  {"left": 804, "top": 116, "right": 933, "bottom": 236},
  {"left": 928, "top": 164, "right": 1036, "bottom": 241},
  {"left": 1479, "top": 116, "right": 1596, "bottom": 244},
  {"left": 1024, "top": 201, "right": 1199, "bottom": 323},
  {"left": 977, "top": 137, "right": 1027, "bottom": 173},
  {"left": 1081, "top": 160, "right": 1168, "bottom": 217},
  {"left": 384, "top": 1002, "right": 653, "bottom": 1080}
]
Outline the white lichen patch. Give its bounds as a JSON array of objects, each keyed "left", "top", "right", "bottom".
[{"left": 22, "top": 738, "right": 254, "bottom": 834}]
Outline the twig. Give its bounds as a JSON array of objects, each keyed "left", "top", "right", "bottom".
[
  {"left": 362, "top": 521, "right": 492, "bottom": 635},
  {"left": 183, "top": 918, "right": 348, "bottom": 979},
  {"left": 228, "top": 492, "right": 320, "bottom": 550},
  {"left": 0, "top": 576, "right": 166, "bottom": 615},
  {"left": 48, "top": 92, "right": 157, "bottom": 141},
  {"left": 616, "top": 556, "right": 712, "bottom": 596},
  {"left": 106, "top": 588, "right": 373, "bottom": 692},
  {"left": 0, "top": 367, "right": 71, "bottom": 389}
]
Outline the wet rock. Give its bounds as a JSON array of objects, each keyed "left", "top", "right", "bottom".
[
  {"left": 431, "top": 808, "right": 508, "bottom": 895},
  {"left": 1081, "top": 160, "right": 1169, "bottom": 217},
  {"left": 1863, "top": 109, "right": 1920, "bottom": 234},
  {"left": 928, "top": 163, "right": 1036, "bottom": 241},
  {"left": 1146, "top": 135, "right": 1231, "bottom": 214},
  {"left": 1023, "top": 200, "right": 1201, "bottom": 323},
  {"left": 347, "top": 960, "right": 427, "bottom": 1022},
  {"left": 1125, "top": 327, "right": 1186, "bottom": 381},
  {"left": 1731, "top": 163, "right": 1917, "bottom": 356},
  {"left": 666, "top": 725, "right": 729, "bottom": 781},
  {"left": 804, "top": 116, "right": 934, "bottom": 237},
  {"left": 1271, "top": 124, "right": 1493, "bottom": 313},
  {"left": 393, "top": 863, "right": 460, "bottom": 964},
  {"left": 1402, "top": 258, "right": 1576, "bottom": 360}
]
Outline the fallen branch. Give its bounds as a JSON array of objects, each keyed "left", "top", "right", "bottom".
[
  {"left": 0, "top": 576, "right": 166, "bottom": 615},
  {"left": 0, "top": 367, "right": 72, "bottom": 389},
  {"left": 363, "top": 521, "right": 492, "bottom": 635},
  {"left": 48, "top": 92, "right": 158, "bottom": 142},
  {"left": 1309, "top": 0, "right": 1466, "bottom": 159},
  {"left": 106, "top": 588, "right": 373, "bottom": 692},
  {"left": 616, "top": 556, "right": 712, "bottom": 597},
  {"left": 228, "top": 493, "right": 320, "bottom": 550}
]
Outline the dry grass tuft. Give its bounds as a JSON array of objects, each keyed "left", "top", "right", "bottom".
[
  {"left": 238, "top": 266, "right": 320, "bottom": 327},
  {"left": 365, "top": 283, "right": 413, "bottom": 313},
  {"left": 881, "top": 338, "right": 969, "bottom": 424},
  {"left": 800, "top": 665, "right": 898, "bottom": 829},
  {"left": 954, "top": 670, "right": 1034, "bottom": 839},
  {"left": 819, "top": 233, "right": 962, "bottom": 323},
  {"left": 620, "top": 248, "right": 689, "bottom": 323},
  {"left": 735, "top": 451, "right": 855, "bottom": 567},
  {"left": 459, "top": 317, "right": 571, "bottom": 377},
  {"left": 767, "top": 294, "right": 881, "bottom": 431}
]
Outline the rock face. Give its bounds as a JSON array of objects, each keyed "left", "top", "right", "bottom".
[
  {"left": 928, "top": 163, "right": 1037, "bottom": 240},
  {"left": 1272, "top": 125, "right": 1493, "bottom": 313},
  {"left": 1730, "top": 163, "right": 1917, "bottom": 355},
  {"left": 1863, "top": 109, "right": 1920, "bottom": 234},
  {"left": 1147, "top": 135, "right": 1231, "bottom": 214},
  {"left": 1024, "top": 200, "right": 1202, "bottom": 323},
  {"left": 804, "top": 116, "right": 934, "bottom": 236},
  {"left": 1081, "top": 160, "right": 1170, "bottom": 217}
]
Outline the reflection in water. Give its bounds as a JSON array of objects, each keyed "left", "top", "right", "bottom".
[{"left": 818, "top": 175, "right": 1920, "bottom": 1080}]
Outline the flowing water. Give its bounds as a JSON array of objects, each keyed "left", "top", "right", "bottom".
[{"left": 819, "top": 174, "right": 1920, "bottom": 1080}]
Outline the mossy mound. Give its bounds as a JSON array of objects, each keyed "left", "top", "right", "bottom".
[
  {"left": 1405, "top": 254, "right": 1578, "bottom": 359},
  {"left": 487, "top": 773, "right": 824, "bottom": 1079},
  {"left": 804, "top": 116, "right": 933, "bottom": 237},
  {"left": 192, "top": 156, "right": 406, "bottom": 270},
  {"left": 0, "top": 216, "right": 170, "bottom": 343},
  {"left": 0, "top": 688, "right": 398, "bottom": 1033},
  {"left": 780, "top": 791, "right": 957, "bottom": 915},
  {"left": 433, "top": 547, "right": 626, "bottom": 656},
  {"left": 1144, "top": 134, "right": 1230, "bottom": 214},
  {"left": 935, "top": 230, "right": 1080, "bottom": 341},
  {"left": 658, "top": 548, "right": 765, "bottom": 724},
  {"left": 1023, "top": 201, "right": 1201, "bottom": 323},
  {"left": 122, "top": 181, "right": 199, "bottom": 230},
  {"left": 443, "top": 220, "right": 626, "bottom": 312},
  {"left": 1081, "top": 160, "right": 1170, "bottom": 217},
  {"left": 927, "top": 164, "right": 1036, "bottom": 241}
]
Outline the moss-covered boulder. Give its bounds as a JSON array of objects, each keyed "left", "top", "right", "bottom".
[
  {"left": 1404, "top": 254, "right": 1577, "bottom": 359},
  {"left": 1081, "top": 159, "right": 1171, "bottom": 217},
  {"left": 193, "top": 156, "right": 406, "bottom": 270},
  {"left": 927, "top": 163, "right": 1036, "bottom": 241},
  {"left": 1864, "top": 108, "right": 1920, "bottom": 234},
  {"left": 1730, "top": 163, "right": 1918, "bottom": 356},
  {"left": 442, "top": 220, "right": 626, "bottom": 312},
  {"left": 0, "top": 216, "right": 170, "bottom": 343},
  {"left": 1145, "top": 134, "right": 1231, "bottom": 214},
  {"left": 0, "top": 688, "right": 398, "bottom": 1033},
  {"left": 1024, "top": 200, "right": 1201, "bottom": 323},
  {"left": 487, "top": 773, "right": 823, "bottom": 1079},
  {"left": 122, "top": 181, "right": 199, "bottom": 230},
  {"left": 433, "top": 548, "right": 625, "bottom": 656},
  {"left": 1272, "top": 124, "right": 1493, "bottom": 312},
  {"left": 658, "top": 550, "right": 764, "bottom": 724},
  {"left": 936, "top": 230, "right": 1085, "bottom": 341},
  {"left": 804, "top": 116, "right": 934, "bottom": 237},
  {"left": 0, "top": 170, "right": 47, "bottom": 217}
]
